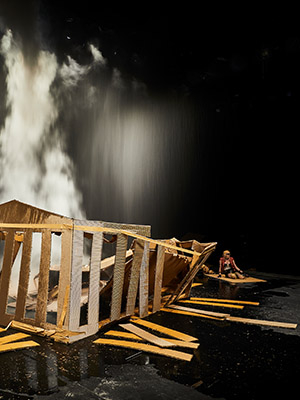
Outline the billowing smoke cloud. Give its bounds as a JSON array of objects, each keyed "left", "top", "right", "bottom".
[{"left": 0, "top": 29, "right": 87, "bottom": 218}]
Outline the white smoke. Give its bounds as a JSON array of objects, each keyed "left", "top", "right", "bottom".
[{"left": 0, "top": 29, "right": 91, "bottom": 218}]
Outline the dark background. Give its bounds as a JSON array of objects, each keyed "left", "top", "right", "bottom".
[{"left": 0, "top": 1, "right": 298, "bottom": 273}]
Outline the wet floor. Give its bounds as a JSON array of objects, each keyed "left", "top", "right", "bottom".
[{"left": 0, "top": 271, "right": 300, "bottom": 400}]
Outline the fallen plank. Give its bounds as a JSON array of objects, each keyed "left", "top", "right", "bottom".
[
  {"left": 104, "top": 330, "right": 200, "bottom": 349},
  {"left": 10, "top": 320, "right": 45, "bottom": 334},
  {"left": 167, "top": 304, "right": 230, "bottom": 318},
  {"left": 119, "top": 323, "right": 175, "bottom": 348},
  {"left": 0, "top": 340, "right": 40, "bottom": 353},
  {"left": 93, "top": 338, "right": 193, "bottom": 361},
  {"left": 191, "top": 283, "right": 203, "bottom": 288},
  {"left": 130, "top": 316, "right": 198, "bottom": 342},
  {"left": 190, "top": 297, "right": 260, "bottom": 306},
  {"left": 226, "top": 316, "right": 298, "bottom": 329},
  {"left": 0, "top": 332, "right": 30, "bottom": 345},
  {"left": 204, "top": 273, "right": 266, "bottom": 284},
  {"left": 161, "top": 308, "right": 225, "bottom": 320},
  {"left": 179, "top": 300, "right": 244, "bottom": 309}
]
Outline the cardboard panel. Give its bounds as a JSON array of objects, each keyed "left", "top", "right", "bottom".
[
  {"left": 139, "top": 241, "right": 150, "bottom": 318},
  {"left": 15, "top": 230, "right": 33, "bottom": 320},
  {"left": 152, "top": 245, "right": 165, "bottom": 312},
  {"left": 88, "top": 232, "right": 103, "bottom": 327},
  {"left": 110, "top": 234, "right": 128, "bottom": 321},
  {"left": 126, "top": 239, "right": 144, "bottom": 316},
  {"left": 0, "top": 230, "right": 15, "bottom": 321},
  {"left": 35, "top": 230, "right": 52, "bottom": 326}
]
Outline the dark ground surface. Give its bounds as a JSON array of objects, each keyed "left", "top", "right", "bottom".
[{"left": 0, "top": 271, "right": 300, "bottom": 400}]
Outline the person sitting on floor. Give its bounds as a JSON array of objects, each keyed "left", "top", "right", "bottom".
[{"left": 218, "top": 250, "right": 245, "bottom": 279}]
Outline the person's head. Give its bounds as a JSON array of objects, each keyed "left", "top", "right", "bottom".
[{"left": 223, "top": 250, "right": 230, "bottom": 259}]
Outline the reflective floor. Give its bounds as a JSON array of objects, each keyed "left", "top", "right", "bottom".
[{"left": 0, "top": 272, "right": 300, "bottom": 400}]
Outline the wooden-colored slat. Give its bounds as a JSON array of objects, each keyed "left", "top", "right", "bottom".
[
  {"left": 88, "top": 232, "right": 103, "bottom": 326},
  {"left": 0, "top": 340, "right": 40, "bottom": 353},
  {"left": 167, "top": 304, "right": 229, "bottom": 318},
  {"left": 190, "top": 297, "right": 260, "bottom": 306},
  {"left": 119, "top": 323, "right": 175, "bottom": 347},
  {"left": 68, "top": 228, "right": 83, "bottom": 331},
  {"left": 0, "top": 230, "right": 16, "bottom": 319},
  {"left": 57, "top": 229, "right": 73, "bottom": 328},
  {"left": 35, "top": 231, "right": 52, "bottom": 326},
  {"left": 226, "top": 316, "right": 297, "bottom": 329},
  {"left": 15, "top": 231, "right": 33, "bottom": 320},
  {"left": 139, "top": 241, "right": 150, "bottom": 318},
  {"left": 93, "top": 338, "right": 193, "bottom": 361},
  {"left": 161, "top": 308, "right": 225, "bottom": 321},
  {"left": 0, "top": 332, "right": 30, "bottom": 345},
  {"left": 110, "top": 234, "right": 128, "bottom": 321},
  {"left": 126, "top": 240, "right": 144, "bottom": 316},
  {"left": 178, "top": 300, "right": 244, "bottom": 309},
  {"left": 152, "top": 245, "right": 165, "bottom": 313},
  {"left": 130, "top": 317, "right": 198, "bottom": 342},
  {"left": 104, "top": 330, "right": 200, "bottom": 349}
]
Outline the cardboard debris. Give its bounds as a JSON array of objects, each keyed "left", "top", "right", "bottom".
[
  {"left": 179, "top": 299, "right": 244, "bottom": 309},
  {"left": 93, "top": 338, "right": 194, "bottom": 362},
  {"left": 119, "top": 323, "right": 175, "bottom": 348},
  {"left": 0, "top": 200, "right": 217, "bottom": 344}
]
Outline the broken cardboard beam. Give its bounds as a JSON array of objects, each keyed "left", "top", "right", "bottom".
[
  {"left": 130, "top": 317, "right": 198, "bottom": 342},
  {"left": 93, "top": 338, "right": 193, "bottom": 361},
  {"left": 119, "top": 323, "right": 175, "bottom": 348},
  {"left": 179, "top": 300, "right": 244, "bottom": 309},
  {"left": 167, "top": 304, "right": 230, "bottom": 318},
  {"left": 190, "top": 297, "right": 260, "bottom": 306},
  {"left": 104, "top": 330, "right": 200, "bottom": 349},
  {"left": 226, "top": 316, "right": 298, "bottom": 329}
]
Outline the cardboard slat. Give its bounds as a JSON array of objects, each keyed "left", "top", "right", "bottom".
[
  {"left": 167, "top": 304, "right": 229, "bottom": 318},
  {"left": 0, "top": 340, "right": 40, "bottom": 353},
  {"left": 226, "top": 316, "right": 297, "bottom": 329},
  {"left": 57, "top": 229, "right": 73, "bottom": 328},
  {"left": 119, "top": 323, "right": 175, "bottom": 347},
  {"left": 88, "top": 232, "right": 103, "bottom": 326},
  {"left": 110, "top": 234, "right": 128, "bottom": 321},
  {"left": 15, "top": 231, "right": 33, "bottom": 320},
  {"left": 139, "top": 241, "right": 150, "bottom": 318},
  {"left": 179, "top": 300, "right": 244, "bottom": 309},
  {"left": 126, "top": 240, "right": 144, "bottom": 316},
  {"left": 130, "top": 317, "right": 198, "bottom": 342},
  {"left": 190, "top": 297, "right": 260, "bottom": 306},
  {"left": 0, "top": 230, "right": 15, "bottom": 319},
  {"left": 35, "top": 230, "right": 52, "bottom": 325},
  {"left": 93, "top": 338, "right": 193, "bottom": 361},
  {"left": 152, "top": 245, "right": 165, "bottom": 313}
]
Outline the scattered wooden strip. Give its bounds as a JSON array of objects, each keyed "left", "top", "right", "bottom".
[
  {"left": 179, "top": 300, "right": 244, "bottom": 309},
  {"left": 104, "top": 330, "right": 200, "bottom": 349},
  {"left": 0, "top": 340, "right": 40, "bottom": 353},
  {"left": 167, "top": 304, "right": 230, "bottom": 318},
  {"left": 191, "top": 283, "right": 203, "bottom": 288},
  {"left": 10, "top": 321, "right": 45, "bottom": 334},
  {"left": 0, "top": 332, "right": 30, "bottom": 345},
  {"left": 130, "top": 317, "right": 198, "bottom": 342},
  {"left": 93, "top": 338, "right": 193, "bottom": 361},
  {"left": 190, "top": 297, "right": 260, "bottom": 306},
  {"left": 226, "top": 316, "right": 298, "bottom": 329},
  {"left": 119, "top": 323, "right": 175, "bottom": 348},
  {"left": 161, "top": 308, "right": 224, "bottom": 320}
]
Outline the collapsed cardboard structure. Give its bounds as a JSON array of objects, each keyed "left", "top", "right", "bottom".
[{"left": 0, "top": 200, "right": 216, "bottom": 343}]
